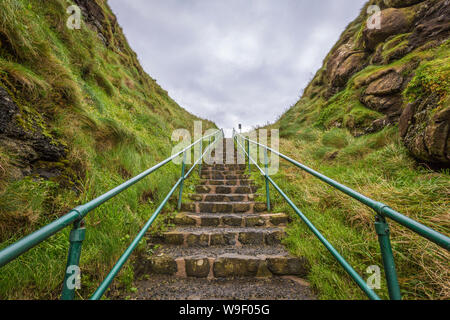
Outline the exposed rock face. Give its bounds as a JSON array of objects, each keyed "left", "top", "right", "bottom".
[
  {"left": 73, "top": 0, "right": 109, "bottom": 46},
  {"left": 295, "top": 0, "right": 449, "bottom": 165},
  {"left": 384, "top": 0, "right": 424, "bottom": 8},
  {"left": 0, "top": 87, "right": 66, "bottom": 176},
  {"left": 408, "top": 0, "right": 450, "bottom": 48}
]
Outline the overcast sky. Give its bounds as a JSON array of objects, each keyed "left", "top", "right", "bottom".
[{"left": 108, "top": 0, "right": 367, "bottom": 134}]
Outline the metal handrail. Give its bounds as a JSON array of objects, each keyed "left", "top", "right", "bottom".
[
  {"left": 233, "top": 129, "right": 450, "bottom": 300},
  {"left": 0, "top": 128, "right": 224, "bottom": 300}
]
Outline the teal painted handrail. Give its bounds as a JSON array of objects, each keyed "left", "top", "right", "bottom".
[
  {"left": 233, "top": 129, "right": 450, "bottom": 300},
  {"left": 0, "top": 128, "right": 223, "bottom": 300}
]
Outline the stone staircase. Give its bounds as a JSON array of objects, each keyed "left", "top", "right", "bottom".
[{"left": 130, "top": 139, "right": 314, "bottom": 300}]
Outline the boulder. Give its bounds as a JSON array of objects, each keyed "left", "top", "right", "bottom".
[
  {"left": 185, "top": 257, "right": 210, "bottom": 278},
  {"left": 213, "top": 254, "right": 260, "bottom": 277},
  {"left": 400, "top": 94, "right": 450, "bottom": 165},
  {"left": 383, "top": 0, "right": 424, "bottom": 8},
  {"left": 361, "top": 95, "right": 403, "bottom": 119},
  {"left": 326, "top": 44, "right": 366, "bottom": 91},
  {"left": 364, "top": 71, "right": 404, "bottom": 95},
  {"left": 363, "top": 8, "right": 413, "bottom": 51}
]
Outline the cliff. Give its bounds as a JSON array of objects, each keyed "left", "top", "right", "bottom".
[{"left": 0, "top": 0, "right": 214, "bottom": 299}]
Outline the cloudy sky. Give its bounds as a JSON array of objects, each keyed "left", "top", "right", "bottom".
[{"left": 108, "top": 0, "right": 367, "bottom": 134}]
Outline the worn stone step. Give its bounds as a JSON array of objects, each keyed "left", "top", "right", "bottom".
[
  {"left": 202, "top": 164, "right": 246, "bottom": 171},
  {"left": 199, "top": 179, "right": 255, "bottom": 186},
  {"left": 189, "top": 193, "right": 261, "bottom": 202},
  {"left": 151, "top": 227, "right": 285, "bottom": 247},
  {"left": 173, "top": 212, "right": 289, "bottom": 227},
  {"left": 201, "top": 173, "right": 250, "bottom": 180},
  {"left": 201, "top": 168, "right": 246, "bottom": 174},
  {"left": 195, "top": 185, "right": 259, "bottom": 194},
  {"left": 136, "top": 247, "right": 309, "bottom": 278},
  {"left": 181, "top": 201, "right": 267, "bottom": 213}
]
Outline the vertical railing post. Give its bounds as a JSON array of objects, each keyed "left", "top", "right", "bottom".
[
  {"left": 246, "top": 139, "right": 251, "bottom": 174},
  {"left": 198, "top": 138, "right": 203, "bottom": 176},
  {"left": 374, "top": 214, "right": 401, "bottom": 300},
  {"left": 264, "top": 148, "right": 271, "bottom": 212},
  {"left": 61, "top": 219, "right": 86, "bottom": 300},
  {"left": 177, "top": 151, "right": 187, "bottom": 210}
]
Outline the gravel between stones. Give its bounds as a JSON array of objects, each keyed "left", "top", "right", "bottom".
[{"left": 126, "top": 275, "right": 315, "bottom": 300}]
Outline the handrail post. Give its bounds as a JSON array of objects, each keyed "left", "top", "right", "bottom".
[
  {"left": 374, "top": 214, "right": 401, "bottom": 300},
  {"left": 177, "top": 151, "right": 187, "bottom": 210},
  {"left": 61, "top": 219, "right": 86, "bottom": 300},
  {"left": 264, "top": 148, "right": 271, "bottom": 212}
]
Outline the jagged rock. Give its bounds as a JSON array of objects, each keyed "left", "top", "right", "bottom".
[
  {"left": 399, "top": 103, "right": 416, "bottom": 138},
  {"left": 0, "top": 87, "right": 66, "bottom": 175},
  {"left": 213, "top": 254, "right": 260, "bottom": 277},
  {"left": 174, "top": 213, "right": 196, "bottom": 226},
  {"left": 326, "top": 44, "right": 367, "bottom": 93},
  {"left": 149, "top": 256, "right": 177, "bottom": 275},
  {"left": 185, "top": 257, "right": 210, "bottom": 278},
  {"left": 363, "top": 8, "right": 414, "bottom": 51},
  {"left": 408, "top": 0, "right": 450, "bottom": 49},
  {"left": 400, "top": 95, "right": 450, "bottom": 164},
  {"left": 73, "top": 0, "right": 110, "bottom": 46}
]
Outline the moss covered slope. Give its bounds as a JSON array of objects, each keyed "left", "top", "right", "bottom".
[{"left": 0, "top": 0, "right": 215, "bottom": 299}]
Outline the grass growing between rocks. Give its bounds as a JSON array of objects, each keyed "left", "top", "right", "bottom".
[
  {"left": 245, "top": 126, "right": 449, "bottom": 300},
  {"left": 0, "top": 0, "right": 215, "bottom": 299}
]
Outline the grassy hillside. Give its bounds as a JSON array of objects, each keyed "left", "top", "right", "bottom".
[
  {"left": 0, "top": 0, "right": 215, "bottom": 299},
  {"left": 258, "top": 0, "right": 449, "bottom": 300}
]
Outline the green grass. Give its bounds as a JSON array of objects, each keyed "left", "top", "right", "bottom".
[
  {"left": 256, "top": 6, "right": 450, "bottom": 302},
  {"left": 0, "top": 0, "right": 215, "bottom": 299}
]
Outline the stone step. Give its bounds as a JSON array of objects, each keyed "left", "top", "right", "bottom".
[
  {"left": 181, "top": 201, "right": 267, "bottom": 213},
  {"left": 127, "top": 275, "right": 314, "bottom": 299},
  {"left": 136, "top": 246, "right": 308, "bottom": 279},
  {"left": 189, "top": 193, "right": 261, "bottom": 202},
  {"left": 173, "top": 212, "right": 289, "bottom": 227},
  {"left": 199, "top": 179, "right": 255, "bottom": 186},
  {"left": 195, "top": 185, "right": 259, "bottom": 194},
  {"left": 151, "top": 227, "right": 285, "bottom": 247},
  {"left": 201, "top": 168, "right": 246, "bottom": 173},
  {"left": 200, "top": 173, "right": 250, "bottom": 180}
]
